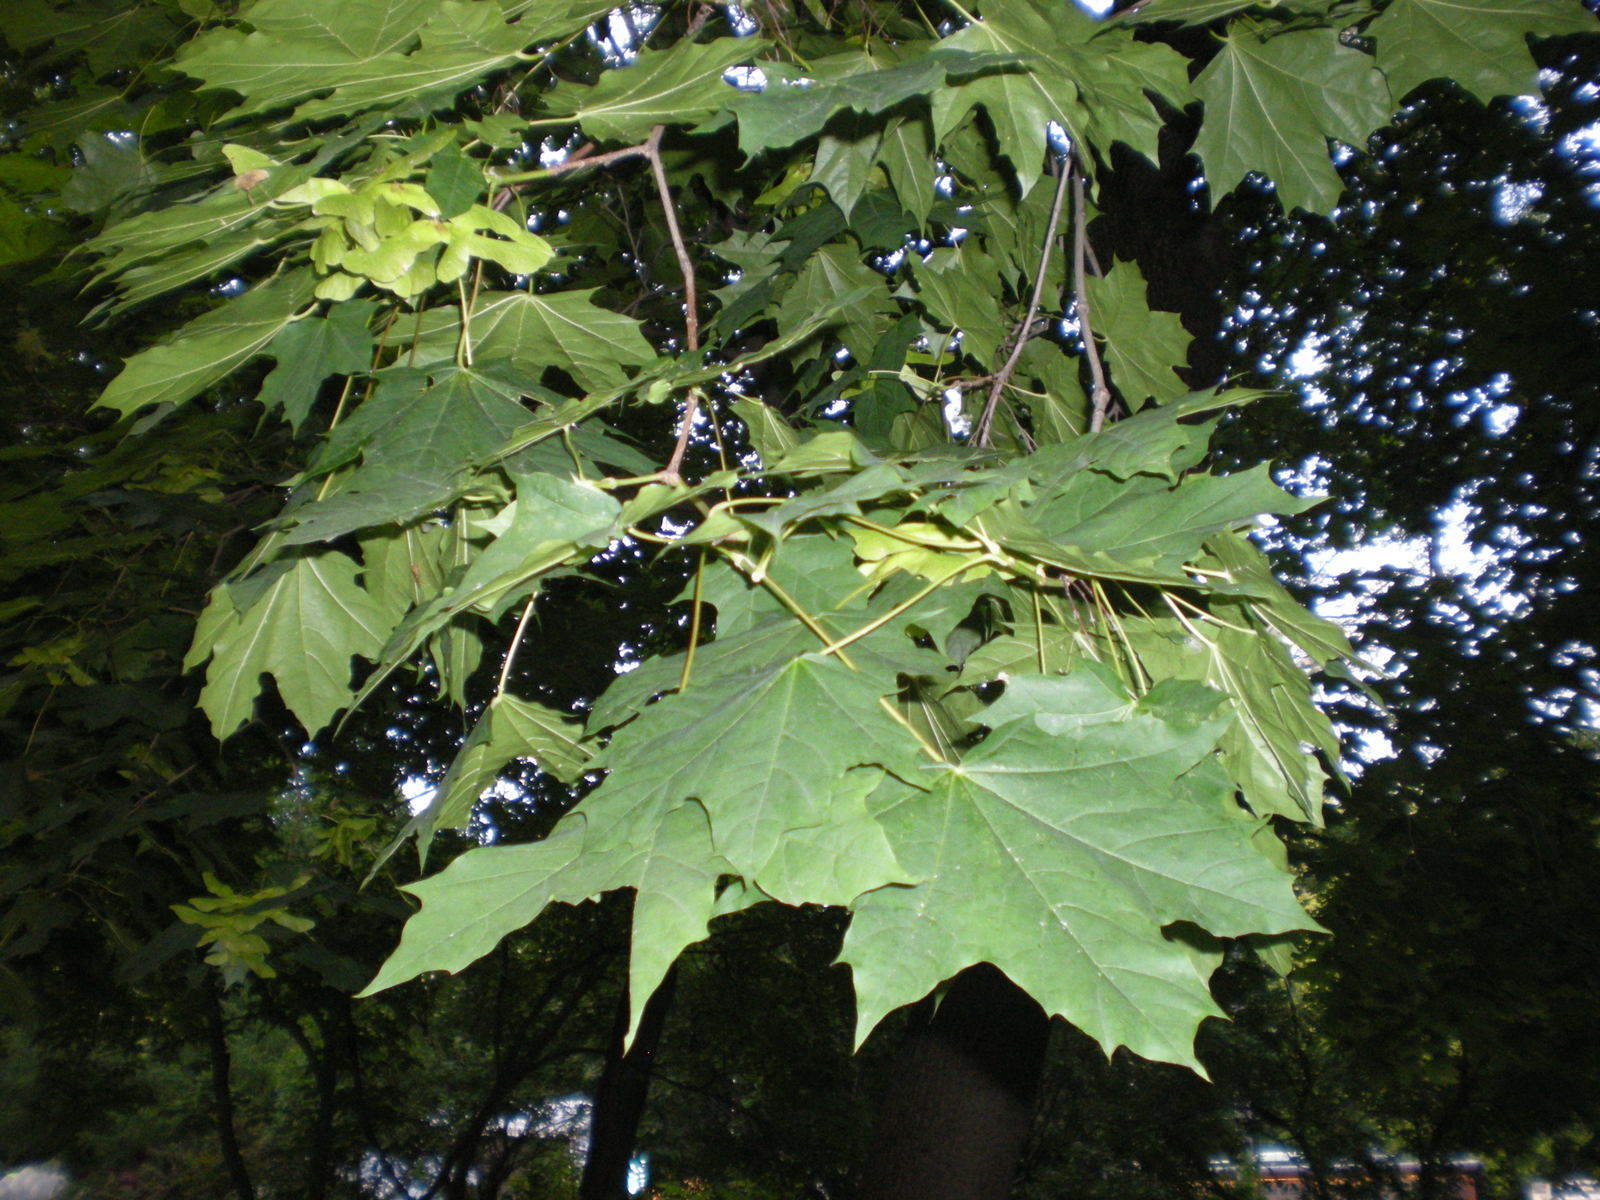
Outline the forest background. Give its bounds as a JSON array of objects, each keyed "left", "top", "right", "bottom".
[{"left": 1, "top": 0, "right": 1598, "bottom": 1198}]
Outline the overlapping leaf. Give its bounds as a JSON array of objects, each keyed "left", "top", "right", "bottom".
[
  {"left": 550, "top": 37, "right": 764, "bottom": 143},
  {"left": 935, "top": 0, "right": 1186, "bottom": 195},
  {"left": 729, "top": 48, "right": 1022, "bottom": 157},
  {"left": 595, "top": 650, "right": 917, "bottom": 891},
  {"left": 409, "top": 692, "right": 589, "bottom": 859},
  {"left": 175, "top": 0, "right": 531, "bottom": 122},
  {"left": 1195, "top": 27, "right": 1392, "bottom": 213},
  {"left": 442, "top": 291, "right": 656, "bottom": 392},
  {"left": 1085, "top": 260, "right": 1190, "bottom": 408},
  {"left": 352, "top": 471, "right": 623, "bottom": 719},
  {"left": 1129, "top": 613, "right": 1336, "bottom": 824},
  {"left": 282, "top": 363, "right": 535, "bottom": 543},
  {"left": 841, "top": 670, "right": 1315, "bottom": 1066},
  {"left": 97, "top": 271, "right": 315, "bottom": 416},
  {"left": 256, "top": 300, "right": 377, "bottom": 431},
  {"left": 185, "top": 550, "right": 391, "bottom": 738},
  {"left": 362, "top": 793, "right": 733, "bottom": 1042},
  {"left": 1368, "top": 0, "right": 1595, "bottom": 104}
]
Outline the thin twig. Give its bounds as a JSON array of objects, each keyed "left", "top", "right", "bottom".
[
  {"left": 645, "top": 125, "right": 698, "bottom": 355},
  {"left": 1073, "top": 166, "right": 1114, "bottom": 432},
  {"left": 483, "top": 126, "right": 703, "bottom": 483},
  {"left": 646, "top": 123, "right": 703, "bottom": 481},
  {"left": 683, "top": 4, "right": 716, "bottom": 38},
  {"left": 972, "top": 159, "right": 1071, "bottom": 448},
  {"left": 490, "top": 138, "right": 654, "bottom": 211}
]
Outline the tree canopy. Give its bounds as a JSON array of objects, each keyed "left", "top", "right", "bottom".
[{"left": 3, "top": 0, "right": 1599, "bottom": 1196}]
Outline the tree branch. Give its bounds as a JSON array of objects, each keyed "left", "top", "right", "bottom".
[
  {"left": 1073, "top": 167, "right": 1114, "bottom": 432},
  {"left": 646, "top": 124, "right": 703, "bottom": 482},
  {"left": 204, "top": 983, "right": 257, "bottom": 1200},
  {"left": 972, "top": 160, "right": 1071, "bottom": 449},
  {"left": 484, "top": 129, "right": 704, "bottom": 482},
  {"left": 491, "top": 138, "right": 653, "bottom": 190}
]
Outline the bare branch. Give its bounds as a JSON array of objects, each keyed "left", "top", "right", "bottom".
[
  {"left": 490, "top": 139, "right": 656, "bottom": 209},
  {"left": 1073, "top": 167, "right": 1114, "bottom": 432},
  {"left": 973, "top": 158, "right": 1071, "bottom": 448},
  {"left": 647, "top": 124, "right": 704, "bottom": 481}
]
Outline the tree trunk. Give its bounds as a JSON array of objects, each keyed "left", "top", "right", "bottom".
[
  {"left": 305, "top": 1009, "right": 341, "bottom": 1200},
  {"left": 579, "top": 966, "right": 679, "bottom": 1200},
  {"left": 204, "top": 984, "right": 257, "bottom": 1200},
  {"left": 861, "top": 964, "right": 1051, "bottom": 1200}
]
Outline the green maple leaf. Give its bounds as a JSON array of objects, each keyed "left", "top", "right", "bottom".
[
  {"left": 1069, "top": 32, "right": 1191, "bottom": 164},
  {"left": 808, "top": 113, "right": 883, "bottom": 218},
  {"left": 1129, "top": 612, "right": 1337, "bottom": 824},
  {"left": 1109, "top": 0, "right": 1330, "bottom": 26},
  {"left": 412, "top": 692, "right": 590, "bottom": 858},
  {"left": 177, "top": 0, "right": 531, "bottom": 122},
  {"left": 876, "top": 115, "right": 936, "bottom": 225},
  {"left": 696, "top": 533, "right": 876, "bottom": 639},
  {"left": 456, "top": 291, "right": 655, "bottom": 392},
  {"left": 774, "top": 244, "right": 895, "bottom": 364},
  {"left": 551, "top": 37, "right": 763, "bottom": 143},
  {"left": 972, "top": 462, "right": 1316, "bottom": 586},
  {"left": 283, "top": 363, "right": 534, "bottom": 543},
  {"left": 914, "top": 244, "right": 1009, "bottom": 367},
  {"left": 1195, "top": 27, "right": 1393, "bottom": 213},
  {"left": 1368, "top": 0, "right": 1596, "bottom": 105},
  {"left": 595, "top": 650, "right": 916, "bottom": 895},
  {"left": 935, "top": 2, "right": 1186, "bottom": 195},
  {"left": 362, "top": 795, "right": 732, "bottom": 1043},
  {"left": 731, "top": 398, "right": 803, "bottom": 465},
  {"left": 358, "top": 470, "right": 622, "bottom": 708},
  {"left": 729, "top": 49, "right": 1020, "bottom": 158},
  {"left": 935, "top": 11, "right": 1080, "bottom": 199},
  {"left": 1023, "top": 389, "right": 1265, "bottom": 488},
  {"left": 1202, "top": 531, "right": 1358, "bottom": 670},
  {"left": 1036, "top": 464, "right": 1312, "bottom": 561},
  {"left": 97, "top": 271, "right": 315, "bottom": 417},
  {"left": 365, "top": 657, "right": 922, "bottom": 1038},
  {"left": 1085, "top": 259, "right": 1190, "bottom": 407},
  {"left": 187, "top": 551, "right": 390, "bottom": 738},
  {"left": 840, "top": 669, "right": 1316, "bottom": 1067},
  {"left": 256, "top": 300, "right": 377, "bottom": 432}
]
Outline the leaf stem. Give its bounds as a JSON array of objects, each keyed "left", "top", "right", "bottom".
[
  {"left": 817, "top": 569, "right": 960, "bottom": 661},
  {"left": 842, "top": 514, "right": 985, "bottom": 553},
  {"left": 455, "top": 276, "right": 474, "bottom": 367},
  {"left": 496, "top": 594, "right": 539, "bottom": 694},
  {"left": 1032, "top": 584, "right": 1047, "bottom": 673},
  {"left": 877, "top": 697, "right": 948, "bottom": 766},
  {"left": 679, "top": 551, "right": 706, "bottom": 692},
  {"left": 723, "top": 549, "right": 857, "bottom": 670}
]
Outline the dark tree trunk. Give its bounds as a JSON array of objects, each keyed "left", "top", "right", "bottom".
[
  {"left": 861, "top": 964, "right": 1052, "bottom": 1200},
  {"left": 579, "top": 966, "right": 679, "bottom": 1200},
  {"left": 204, "top": 984, "right": 258, "bottom": 1200},
  {"left": 305, "top": 1010, "right": 341, "bottom": 1200}
]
